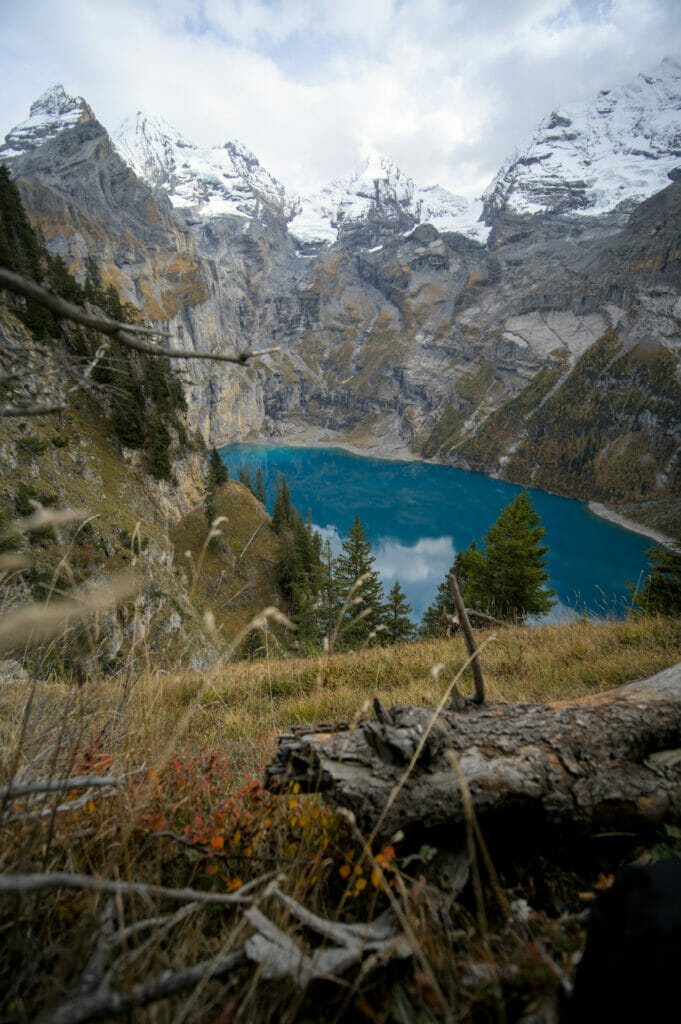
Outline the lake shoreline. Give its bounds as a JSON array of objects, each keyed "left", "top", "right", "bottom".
[
  {"left": 227, "top": 432, "right": 677, "bottom": 549},
  {"left": 587, "top": 502, "right": 676, "bottom": 549}
]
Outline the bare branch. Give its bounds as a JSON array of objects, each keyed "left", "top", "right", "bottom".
[
  {"left": 221, "top": 581, "right": 250, "bottom": 608},
  {"left": 0, "top": 871, "right": 254, "bottom": 906},
  {"left": 0, "top": 775, "right": 124, "bottom": 799},
  {"left": 0, "top": 267, "right": 278, "bottom": 364},
  {"left": 36, "top": 949, "right": 245, "bottom": 1024},
  {"left": 239, "top": 518, "right": 266, "bottom": 560}
]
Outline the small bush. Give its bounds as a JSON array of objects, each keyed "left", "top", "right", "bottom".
[{"left": 18, "top": 436, "right": 48, "bottom": 455}]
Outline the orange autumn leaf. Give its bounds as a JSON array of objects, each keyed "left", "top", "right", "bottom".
[
  {"left": 226, "top": 878, "right": 243, "bottom": 892},
  {"left": 205, "top": 864, "right": 219, "bottom": 875},
  {"left": 339, "top": 864, "right": 351, "bottom": 878},
  {"left": 210, "top": 835, "right": 224, "bottom": 850}
]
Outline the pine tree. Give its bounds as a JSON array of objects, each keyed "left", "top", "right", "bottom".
[
  {"left": 335, "top": 514, "right": 385, "bottom": 648},
  {"left": 204, "top": 472, "right": 217, "bottom": 526},
  {"left": 146, "top": 415, "right": 172, "bottom": 479},
  {"left": 83, "top": 254, "right": 101, "bottom": 302},
  {"left": 633, "top": 535, "right": 681, "bottom": 615},
  {"left": 209, "top": 447, "right": 228, "bottom": 486},
  {"left": 385, "top": 580, "right": 415, "bottom": 644},
  {"left": 237, "top": 465, "right": 254, "bottom": 494},
  {"left": 271, "top": 475, "right": 292, "bottom": 533},
  {"left": 0, "top": 164, "right": 54, "bottom": 336},
  {"left": 419, "top": 548, "right": 477, "bottom": 634},
  {"left": 319, "top": 539, "right": 337, "bottom": 643},
  {"left": 468, "top": 491, "right": 556, "bottom": 621},
  {"left": 254, "top": 467, "right": 266, "bottom": 505}
]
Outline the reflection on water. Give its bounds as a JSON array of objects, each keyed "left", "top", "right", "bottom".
[{"left": 221, "top": 444, "right": 653, "bottom": 625}]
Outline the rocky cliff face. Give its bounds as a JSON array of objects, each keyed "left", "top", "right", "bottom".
[{"left": 2, "top": 66, "right": 681, "bottom": 530}]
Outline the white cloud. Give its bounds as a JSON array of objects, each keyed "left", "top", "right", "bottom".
[
  {"left": 374, "top": 536, "right": 455, "bottom": 584},
  {"left": 1, "top": 0, "right": 680, "bottom": 198}
]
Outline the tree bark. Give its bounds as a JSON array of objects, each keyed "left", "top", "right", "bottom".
[{"left": 265, "top": 664, "right": 681, "bottom": 842}]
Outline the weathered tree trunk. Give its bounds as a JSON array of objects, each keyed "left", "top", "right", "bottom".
[{"left": 265, "top": 664, "right": 681, "bottom": 842}]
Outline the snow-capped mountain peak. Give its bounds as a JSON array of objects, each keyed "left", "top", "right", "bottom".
[
  {"left": 113, "top": 112, "right": 298, "bottom": 222},
  {"left": 0, "top": 84, "right": 94, "bottom": 158},
  {"left": 484, "top": 58, "right": 681, "bottom": 219},
  {"left": 289, "top": 151, "right": 489, "bottom": 248}
]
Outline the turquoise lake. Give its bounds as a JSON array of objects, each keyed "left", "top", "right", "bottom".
[{"left": 220, "top": 444, "right": 654, "bottom": 624}]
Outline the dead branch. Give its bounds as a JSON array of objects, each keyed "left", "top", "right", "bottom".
[
  {"left": 0, "top": 871, "right": 253, "bottom": 906},
  {"left": 36, "top": 949, "right": 245, "bottom": 1024},
  {"left": 239, "top": 518, "right": 266, "bottom": 560},
  {"left": 243, "top": 888, "right": 410, "bottom": 986},
  {"left": 266, "top": 662, "right": 681, "bottom": 841},
  {"left": 448, "top": 575, "right": 486, "bottom": 703},
  {"left": 213, "top": 569, "right": 228, "bottom": 597},
  {"left": 0, "top": 267, "right": 278, "bottom": 364},
  {"left": 222, "top": 581, "right": 250, "bottom": 608},
  {"left": 0, "top": 774, "right": 124, "bottom": 799}
]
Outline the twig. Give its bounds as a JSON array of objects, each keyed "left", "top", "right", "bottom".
[
  {"left": 448, "top": 574, "right": 486, "bottom": 703},
  {"left": 213, "top": 569, "right": 227, "bottom": 597},
  {"left": 0, "top": 774, "right": 124, "bottom": 799},
  {"left": 221, "top": 581, "right": 250, "bottom": 608},
  {"left": 152, "top": 830, "right": 299, "bottom": 863},
  {"left": 0, "top": 267, "right": 278, "bottom": 364},
  {"left": 0, "top": 871, "right": 254, "bottom": 905},
  {"left": 239, "top": 519, "right": 266, "bottom": 560},
  {"left": 36, "top": 949, "right": 245, "bottom": 1024}
]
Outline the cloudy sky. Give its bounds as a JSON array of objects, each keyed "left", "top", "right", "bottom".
[{"left": 1, "top": 0, "right": 680, "bottom": 199}]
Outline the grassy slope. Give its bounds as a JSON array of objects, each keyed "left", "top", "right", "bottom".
[
  {"left": 2, "top": 614, "right": 680, "bottom": 1021},
  {"left": 171, "top": 478, "right": 280, "bottom": 644}
]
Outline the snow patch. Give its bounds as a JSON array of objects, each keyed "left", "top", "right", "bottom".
[{"left": 486, "top": 58, "right": 681, "bottom": 218}]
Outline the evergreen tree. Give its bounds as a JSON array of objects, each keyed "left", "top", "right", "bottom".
[
  {"left": 335, "top": 514, "right": 385, "bottom": 648},
  {"left": 46, "top": 252, "right": 83, "bottom": 304},
  {"left": 83, "top": 254, "right": 101, "bottom": 302},
  {"left": 255, "top": 467, "right": 267, "bottom": 505},
  {"left": 385, "top": 580, "right": 415, "bottom": 644},
  {"left": 274, "top": 505, "right": 325, "bottom": 651},
  {"left": 204, "top": 472, "right": 217, "bottom": 526},
  {"left": 633, "top": 535, "right": 681, "bottom": 615},
  {"left": 468, "top": 491, "right": 556, "bottom": 621},
  {"left": 209, "top": 447, "right": 228, "bottom": 486},
  {"left": 419, "top": 544, "right": 477, "bottom": 630},
  {"left": 237, "top": 465, "right": 254, "bottom": 495},
  {"left": 420, "top": 552, "right": 461, "bottom": 637},
  {"left": 146, "top": 416, "right": 172, "bottom": 479},
  {"left": 0, "top": 164, "right": 54, "bottom": 336},
  {"left": 271, "top": 474, "right": 292, "bottom": 533},
  {"left": 319, "top": 539, "right": 337, "bottom": 642}
]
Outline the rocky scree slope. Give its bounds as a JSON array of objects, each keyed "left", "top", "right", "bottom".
[{"left": 2, "top": 68, "right": 681, "bottom": 531}]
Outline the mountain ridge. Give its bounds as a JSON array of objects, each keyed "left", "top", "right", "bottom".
[{"left": 1, "top": 63, "right": 680, "bottom": 533}]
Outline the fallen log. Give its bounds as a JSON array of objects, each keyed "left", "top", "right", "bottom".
[{"left": 265, "top": 663, "right": 681, "bottom": 842}]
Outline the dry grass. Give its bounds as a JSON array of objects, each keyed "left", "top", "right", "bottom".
[{"left": 1, "top": 611, "right": 679, "bottom": 1022}]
